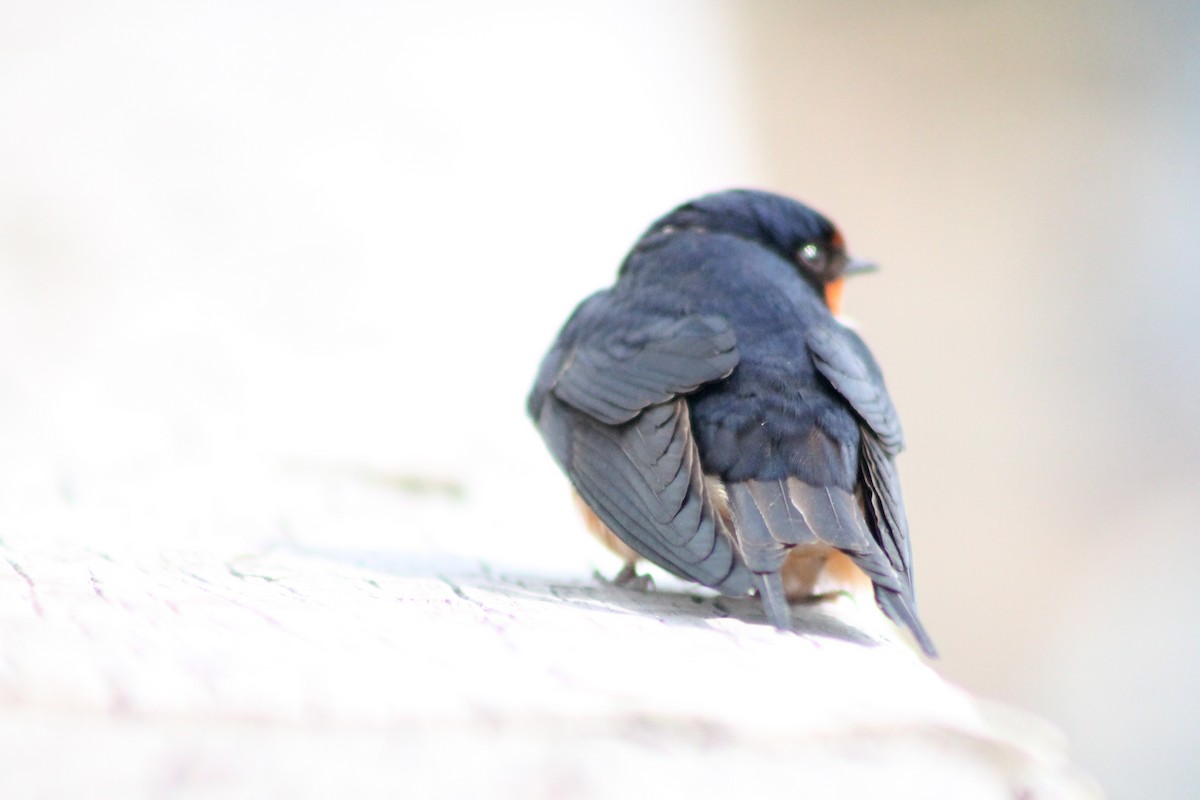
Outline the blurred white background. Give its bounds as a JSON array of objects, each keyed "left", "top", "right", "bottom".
[{"left": 1, "top": 2, "right": 1196, "bottom": 796}]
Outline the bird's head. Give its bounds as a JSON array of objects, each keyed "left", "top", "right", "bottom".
[{"left": 646, "top": 189, "right": 877, "bottom": 314}]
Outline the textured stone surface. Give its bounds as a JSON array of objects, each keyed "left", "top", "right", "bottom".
[{"left": 0, "top": 459, "right": 1100, "bottom": 799}]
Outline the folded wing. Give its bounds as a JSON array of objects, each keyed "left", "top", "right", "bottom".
[{"left": 529, "top": 303, "right": 752, "bottom": 594}]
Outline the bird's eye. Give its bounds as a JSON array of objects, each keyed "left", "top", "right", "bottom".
[{"left": 798, "top": 242, "right": 826, "bottom": 271}]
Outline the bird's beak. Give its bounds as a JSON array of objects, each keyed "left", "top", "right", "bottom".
[
  {"left": 844, "top": 257, "right": 879, "bottom": 277},
  {"left": 826, "top": 258, "right": 879, "bottom": 315}
]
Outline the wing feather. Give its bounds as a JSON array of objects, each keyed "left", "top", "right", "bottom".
[
  {"left": 551, "top": 398, "right": 752, "bottom": 591},
  {"left": 529, "top": 304, "right": 752, "bottom": 595},
  {"left": 549, "top": 315, "right": 737, "bottom": 425},
  {"left": 807, "top": 325, "right": 904, "bottom": 454}
]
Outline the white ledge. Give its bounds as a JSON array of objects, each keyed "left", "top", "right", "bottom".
[{"left": 0, "top": 461, "right": 1100, "bottom": 798}]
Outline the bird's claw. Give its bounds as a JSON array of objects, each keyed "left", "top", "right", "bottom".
[{"left": 596, "top": 563, "right": 655, "bottom": 592}]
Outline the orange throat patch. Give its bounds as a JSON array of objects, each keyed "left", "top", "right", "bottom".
[{"left": 824, "top": 278, "right": 846, "bottom": 316}]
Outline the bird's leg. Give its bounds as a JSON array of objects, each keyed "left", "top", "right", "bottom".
[{"left": 596, "top": 562, "right": 655, "bottom": 592}]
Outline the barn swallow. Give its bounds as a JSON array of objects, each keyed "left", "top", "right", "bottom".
[{"left": 527, "top": 189, "right": 935, "bottom": 656}]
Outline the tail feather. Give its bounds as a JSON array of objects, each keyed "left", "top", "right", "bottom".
[
  {"left": 756, "top": 571, "right": 793, "bottom": 630},
  {"left": 876, "top": 586, "right": 937, "bottom": 658}
]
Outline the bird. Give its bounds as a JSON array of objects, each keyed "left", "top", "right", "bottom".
[{"left": 526, "top": 189, "right": 935, "bottom": 656}]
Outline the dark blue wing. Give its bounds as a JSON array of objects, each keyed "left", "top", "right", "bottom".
[
  {"left": 801, "top": 323, "right": 934, "bottom": 655},
  {"left": 528, "top": 293, "right": 752, "bottom": 594},
  {"left": 806, "top": 325, "right": 905, "bottom": 454},
  {"left": 532, "top": 291, "right": 737, "bottom": 425}
]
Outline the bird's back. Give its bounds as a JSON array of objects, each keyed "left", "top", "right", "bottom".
[{"left": 619, "top": 229, "right": 861, "bottom": 489}]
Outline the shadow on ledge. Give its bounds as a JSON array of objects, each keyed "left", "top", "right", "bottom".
[{"left": 293, "top": 543, "right": 880, "bottom": 650}]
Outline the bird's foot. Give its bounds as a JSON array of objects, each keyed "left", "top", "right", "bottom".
[{"left": 596, "top": 563, "right": 655, "bottom": 592}]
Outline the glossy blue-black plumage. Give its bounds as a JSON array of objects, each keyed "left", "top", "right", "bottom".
[
  {"left": 528, "top": 189, "right": 935, "bottom": 655},
  {"left": 618, "top": 229, "right": 860, "bottom": 487}
]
